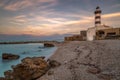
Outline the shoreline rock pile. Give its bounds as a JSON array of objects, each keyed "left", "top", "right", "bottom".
[
  {"left": 1, "top": 57, "right": 49, "bottom": 80},
  {"left": 0, "top": 56, "right": 61, "bottom": 80},
  {"left": 2, "top": 53, "right": 20, "bottom": 60}
]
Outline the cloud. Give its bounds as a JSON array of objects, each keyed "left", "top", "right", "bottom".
[
  {"left": 4, "top": 0, "right": 32, "bottom": 11},
  {"left": 111, "top": 4, "right": 120, "bottom": 8},
  {"left": 0, "top": 10, "right": 94, "bottom": 36},
  {"left": 101, "top": 12, "right": 120, "bottom": 27},
  {"left": 18, "top": 15, "right": 93, "bottom": 36},
  {"left": 1, "top": 7, "right": 120, "bottom": 36},
  {"left": 0, "top": 25, "right": 27, "bottom": 35},
  {"left": 0, "top": 0, "right": 57, "bottom": 11},
  {"left": 8, "top": 15, "right": 29, "bottom": 25},
  {"left": 102, "top": 12, "right": 120, "bottom": 18}
]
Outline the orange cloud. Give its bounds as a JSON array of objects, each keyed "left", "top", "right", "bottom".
[
  {"left": 0, "top": 13, "right": 94, "bottom": 36},
  {"left": 9, "top": 15, "right": 29, "bottom": 24},
  {"left": 0, "top": 26, "right": 27, "bottom": 35},
  {"left": 102, "top": 12, "right": 120, "bottom": 18},
  {"left": 1, "top": 11, "right": 120, "bottom": 36}
]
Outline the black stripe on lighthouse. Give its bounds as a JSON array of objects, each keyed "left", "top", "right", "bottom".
[{"left": 94, "top": 6, "right": 102, "bottom": 27}]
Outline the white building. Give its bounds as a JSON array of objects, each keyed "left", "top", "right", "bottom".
[{"left": 87, "top": 25, "right": 111, "bottom": 41}]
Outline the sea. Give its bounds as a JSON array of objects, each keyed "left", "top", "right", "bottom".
[{"left": 0, "top": 43, "right": 57, "bottom": 77}]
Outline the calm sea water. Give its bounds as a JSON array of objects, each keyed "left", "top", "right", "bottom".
[{"left": 0, "top": 43, "right": 57, "bottom": 77}]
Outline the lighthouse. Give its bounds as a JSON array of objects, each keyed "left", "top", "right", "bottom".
[
  {"left": 87, "top": 6, "right": 111, "bottom": 41},
  {"left": 94, "top": 6, "right": 102, "bottom": 27}
]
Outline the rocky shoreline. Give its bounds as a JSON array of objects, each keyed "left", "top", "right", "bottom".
[
  {"left": 0, "top": 40, "right": 120, "bottom": 80},
  {"left": 38, "top": 40, "right": 120, "bottom": 80},
  {"left": 0, "top": 57, "right": 61, "bottom": 80},
  {"left": 0, "top": 42, "right": 59, "bottom": 80}
]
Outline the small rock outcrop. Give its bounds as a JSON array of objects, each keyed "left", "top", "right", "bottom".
[
  {"left": 3, "top": 57, "right": 49, "bottom": 80},
  {"left": 47, "top": 70, "right": 54, "bottom": 75},
  {"left": 48, "top": 60, "right": 61, "bottom": 68},
  {"left": 86, "top": 66, "right": 101, "bottom": 74},
  {"left": 97, "top": 74, "right": 113, "bottom": 80},
  {"left": 2, "top": 53, "right": 20, "bottom": 60},
  {"left": 44, "top": 43, "right": 54, "bottom": 47}
]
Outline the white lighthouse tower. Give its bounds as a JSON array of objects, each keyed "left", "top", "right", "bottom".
[
  {"left": 94, "top": 6, "right": 102, "bottom": 27},
  {"left": 87, "top": 6, "right": 102, "bottom": 41}
]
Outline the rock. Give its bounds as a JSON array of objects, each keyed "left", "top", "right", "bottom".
[
  {"left": 21, "top": 51, "right": 29, "bottom": 54},
  {"left": 39, "top": 56, "right": 45, "bottom": 59},
  {"left": 2, "top": 53, "right": 20, "bottom": 60},
  {"left": 4, "top": 70, "right": 13, "bottom": 80},
  {"left": 44, "top": 43, "right": 54, "bottom": 47},
  {"left": 97, "top": 74, "right": 113, "bottom": 80},
  {"left": 48, "top": 71, "right": 54, "bottom": 75},
  {"left": 12, "top": 64, "right": 33, "bottom": 80},
  {"left": 3, "top": 57, "right": 49, "bottom": 80},
  {"left": 0, "top": 77, "right": 6, "bottom": 80},
  {"left": 11, "top": 65, "right": 15, "bottom": 69},
  {"left": 86, "top": 66, "right": 101, "bottom": 74},
  {"left": 48, "top": 60, "right": 61, "bottom": 68}
]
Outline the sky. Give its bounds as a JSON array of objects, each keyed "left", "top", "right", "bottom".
[{"left": 0, "top": 0, "right": 120, "bottom": 41}]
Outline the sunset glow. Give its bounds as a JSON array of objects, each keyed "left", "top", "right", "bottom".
[{"left": 0, "top": 0, "right": 120, "bottom": 40}]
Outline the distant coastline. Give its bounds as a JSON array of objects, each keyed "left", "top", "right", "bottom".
[{"left": 0, "top": 41, "right": 59, "bottom": 44}]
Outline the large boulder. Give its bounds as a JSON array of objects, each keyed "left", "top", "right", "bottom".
[
  {"left": 3, "top": 57, "right": 49, "bottom": 80},
  {"left": 2, "top": 53, "right": 20, "bottom": 60},
  {"left": 44, "top": 43, "right": 54, "bottom": 47}
]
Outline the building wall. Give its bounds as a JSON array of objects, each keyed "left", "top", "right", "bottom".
[
  {"left": 80, "top": 31, "right": 87, "bottom": 40},
  {"left": 96, "top": 28, "right": 120, "bottom": 40},
  {"left": 104, "top": 28, "right": 120, "bottom": 36},
  {"left": 87, "top": 25, "right": 111, "bottom": 41},
  {"left": 87, "top": 27, "right": 96, "bottom": 41},
  {"left": 64, "top": 35, "right": 83, "bottom": 41},
  {"left": 64, "top": 37, "right": 73, "bottom": 41}
]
